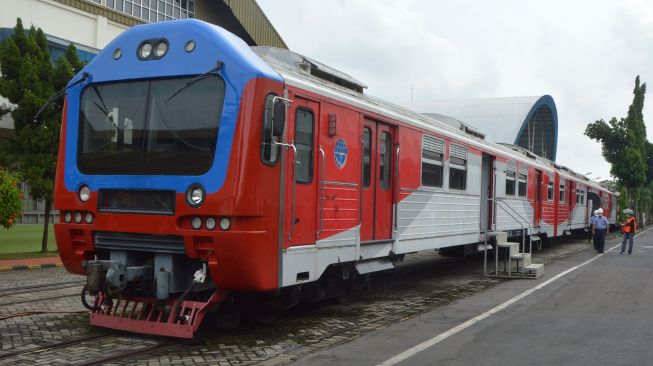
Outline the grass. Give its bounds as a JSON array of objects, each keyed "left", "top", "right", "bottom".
[{"left": 0, "top": 224, "right": 58, "bottom": 259}]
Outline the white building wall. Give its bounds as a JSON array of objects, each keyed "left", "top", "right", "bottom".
[{"left": 1, "top": 0, "right": 129, "bottom": 50}]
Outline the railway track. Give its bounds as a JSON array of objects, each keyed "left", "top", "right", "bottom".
[
  {"left": 0, "top": 279, "right": 85, "bottom": 296},
  {"left": 0, "top": 333, "right": 116, "bottom": 362}
]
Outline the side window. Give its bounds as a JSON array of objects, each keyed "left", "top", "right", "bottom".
[
  {"left": 559, "top": 182, "right": 565, "bottom": 202},
  {"left": 517, "top": 166, "right": 528, "bottom": 197},
  {"left": 547, "top": 181, "right": 554, "bottom": 201},
  {"left": 576, "top": 189, "right": 580, "bottom": 204},
  {"left": 261, "top": 94, "right": 280, "bottom": 165},
  {"left": 505, "top": 161, "right": 516, "bottom": 196},
  {"left": 422, "top": 135, "right": 444, "bottom": 188},
  {"left": 379, "top": 132, "right": 391, "bottom": 189},
  {"left": 449, "top": 144, "right": 467, "bottom": 190},
  {"left": 362, "top": 127, "right": 372, "bottom": 188},
  {"left": 581, "top": 190, "right": 585, "bottom": 204},
  {"left": 295, "top": 108, "right": 314, "bottom": 183}
]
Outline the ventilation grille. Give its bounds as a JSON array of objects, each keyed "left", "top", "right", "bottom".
[
  {"left": 519, "top": 165, "right": 528, "bottom": 175},
  {"left": 506, "top": 161, "right": 517, "bottom": 172},
  {"left": 450, "top": 144, "right": 468, "bottom": 160},
  {"left": 95, "top": 232, "right": 186, "bottom": 254},
  {"left": 422, "top": 135, "right": 445, "bottom": 154}
]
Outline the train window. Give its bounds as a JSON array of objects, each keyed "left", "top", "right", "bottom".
[
  {"left": 581, "top": 190, "right": 585, "bottom": 204},
  {"left": 421, "top": 135, "right": 444, "bottom": 188},
  {"left": 379, "top": 132, "right": 391, "bottom": 189},
  {"left": 505, "top": 161, "right": 516, "bottom": 196},
  {"left": 517, "top": 166, "right": 527, "bottom": 197},
  {"left": 559, "top": 183, "right": 565, "bottom": 202},
  {"left": 295, "top": 108, "right": 314, "bottom": 184},
  {"left": 547, "top": 182, "right": 554, "bottom": 200},
  {"left": 449, "top": 144, "right": 467, "bottom": 191},
  {"left": 576, "top": 189, "right": 580, "bottom": 203},
  {"left": 261, "top": 94, "right": 280, "bottom": 165},
  {"left": 362, "top": 127, "right": 372, "bottom": 188}
]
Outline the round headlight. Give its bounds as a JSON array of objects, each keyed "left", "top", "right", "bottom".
[
  {"left": 139, "top": 42, "right": 152, "bottom": 59},
  {"left": 186, "top": 185, "right": 205, "bottom": 208},
  {"left": 73, "top": 212, "right": 82, "bottom": 223},
  {"left": 219, "top": 217, "right": 231, "bottom": 231},
  {"left": 64, "top": 212, "right": 72, "bottom": 223},
  {"left": 191, "top": 217, "right": 202, "bottom": 230},
  {"left": 112, "top": 48, "right": 122, "bottom": 60},
  {"left": 79, "top": 185, "right": 91, "bottom": 202},
  {"left": 84, "top": 212, "right": 93, "bottom": 224},
  {"left": 205, "top": 217, "right": 216, "bottom": 230},
  {"left": 184, "top": 40, "right": 196, "bottom": 53},
  {"left": 154, "top": 41, "right": 168, "bottom": 57}
]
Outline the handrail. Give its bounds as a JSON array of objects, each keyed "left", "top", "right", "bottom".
[
  {"left": 493, "top": 198, "right": 533, "bottom": 254},
  {"left": 394, "top": 145, "right": 400, "bottom": 232},
  {"left": 317, "top": 146, "right": 325, "bottom": 238}
]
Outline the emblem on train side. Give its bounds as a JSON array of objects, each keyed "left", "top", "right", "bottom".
[{"left": 334, "top": 138, "right": 348, "bottom": 169}]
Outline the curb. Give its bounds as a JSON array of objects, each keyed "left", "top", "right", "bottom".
[{"left": 0, "top": 263, "right": 64, "bottom": 272}]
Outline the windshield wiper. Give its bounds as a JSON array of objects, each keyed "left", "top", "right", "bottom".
[
  {"left": 165, "top": 60, "right": 223, "bottom": 103},
  {"left": 33, "top": 72, "right": 90, "bottom": 123}
]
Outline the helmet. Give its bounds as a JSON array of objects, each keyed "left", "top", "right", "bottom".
[
  {"left": 597, "top": 208, "right": 603, "bottom": 215},
  {"left": 593, "top": 210, "right": 598, "bottom": 216}
]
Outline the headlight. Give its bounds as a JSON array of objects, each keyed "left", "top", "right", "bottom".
[
  {"left": 219, "top": 217, "right": 231, "bottom": 231},
  {"left": 84, "top": 212, "right": 93, "bottom": 224},
  {"left": 191, "top": 217, "right": 202, "bottom": 230},
  {"left": 79, "top": 185, "right": 91, "bottom": 202},
  {"left": 186, "top": 184, "right": 205, "bottom": 208},
  {"left": 184, "top": 40, "right": 196, "bottom": 53},
  {"left": 64, "top": 212, "right": 72, "bottom": 223},
  {"left": 112, "top": 48, "right": 122, "bottom": 60},
  {"left": 154, "top": 41, "right": 168, "bottom": 57},
  {"left": 139, "top": 42, "right": 152, "bottom": 59},
  {"left": 205, "top": 217, "right": 216, "bottom": 230},
  {"left": 73, "top": 212, "right": 82, "bottom": 223}
]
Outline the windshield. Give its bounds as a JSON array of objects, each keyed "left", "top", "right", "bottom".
[{"left": 77, "top": 76, "right": 225, "bottom": 175}]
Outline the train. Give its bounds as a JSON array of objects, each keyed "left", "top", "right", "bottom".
[{"left": 53, "top": 19, "right": 617, "bottom": 338}]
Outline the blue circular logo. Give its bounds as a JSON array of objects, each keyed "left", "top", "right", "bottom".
[{"left": 334, "top": 138, "right": 348, "bottom": 169}]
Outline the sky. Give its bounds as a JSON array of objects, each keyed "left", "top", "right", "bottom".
[{"left": 256, "top": 0, "right": 653, "bottom": 181}]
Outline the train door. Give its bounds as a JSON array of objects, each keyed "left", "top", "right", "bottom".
[
  {"left": 360, "top": 118, "right": 394, "bottom": 241},
  {"left": 480, "top": 154, "right": 494, "bottom": 231},
  {"left": 534, "top": 170, "right": 543, "bottom": 227},
  {"left": 287, "top": 97, "right": 319, "bottom": 246}
]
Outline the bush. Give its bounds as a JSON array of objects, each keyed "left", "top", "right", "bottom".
[{"left": 0, "top": 169, "right": 22, "bottom": 229}]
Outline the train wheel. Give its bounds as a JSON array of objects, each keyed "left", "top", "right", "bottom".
[
  {"left": 215, "top": 298, "right": 241, "bottom": 329},
  {"left": 250, "top": 301, "right": 280, "bottom": 325}
]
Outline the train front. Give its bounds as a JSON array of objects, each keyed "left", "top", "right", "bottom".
[{"left": 53, "top": 20, "right": 284, "bottom": 338}]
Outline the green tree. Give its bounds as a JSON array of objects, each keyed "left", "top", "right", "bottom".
[
  {"left": 0, "top": 169, "right": 22, "bottom": 229},
  {"left": 585, "top": 76, "right": 648, "bottom": 215},
  {"left": 0, "top": 18, "right": 82, "bottom": 252}
]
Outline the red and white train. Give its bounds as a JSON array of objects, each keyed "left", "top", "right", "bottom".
[{"left": 54, "top": 20, "right": 617, "bottom": 338}]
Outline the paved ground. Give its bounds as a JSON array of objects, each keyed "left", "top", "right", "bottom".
[
  {"left": 292, "top": 230, "right": 653, "bottom": 366},
  {"left": 0, "top": 236, "right": 605, "bottom": 365}
]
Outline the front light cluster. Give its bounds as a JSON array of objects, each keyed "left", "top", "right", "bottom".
[
  {"left": 190, "top": 216, "right": 230, "bottom": 231},
  {"left": 63, "top": 211, "right": 94, "bottom": 224},
  {"left": 137, "top": 39, "right": 169, "bottom": 60},
  {"left": 185, "top": 184, "right": 205, "bottom": 208}
]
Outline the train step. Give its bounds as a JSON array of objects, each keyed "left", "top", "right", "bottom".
[
  {"left": 497, "top": 242, "right": 520, "bottom": 256},
  {"left": 511, "top": 252, "right": 531, "bottom": 267},
  {"left": 524, "top": 263, "right": 544, "bottom": 278}
]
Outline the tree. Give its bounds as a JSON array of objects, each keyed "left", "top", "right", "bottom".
[
  {"left": 585, "top": 76, "right": 648, "bottom": 223},
  {"left": 0, "top": 18, "right": 82, "bottom": 252},
  {"left": 0, "top": 169, "right": 22, "bottom": 229}
]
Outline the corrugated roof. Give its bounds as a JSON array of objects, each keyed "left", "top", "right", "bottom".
[
  {"left": 224, "top": 0, "right": 287, "bottom": 49},
  {"left": 405, "top": 96, "right": 558, "bottom": 161}
]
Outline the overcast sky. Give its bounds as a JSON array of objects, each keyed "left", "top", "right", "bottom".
[{"left": 257, "top": 0, "right": 653, "bottom": 181}]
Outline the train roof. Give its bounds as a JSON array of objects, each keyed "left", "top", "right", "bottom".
[{"left": 252, "top": 46, "right": 614, "bottom": 194}]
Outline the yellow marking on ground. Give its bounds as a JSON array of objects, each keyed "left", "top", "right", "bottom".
[
  {"left": 28, "top": 264, "right": 42, "bottom": 270},
  {"left": 0, "top": 267, "right": 13, "bottom": 272}
]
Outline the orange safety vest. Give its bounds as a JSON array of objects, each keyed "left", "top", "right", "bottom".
[{"left": 623, "top": 216, "right": 636, "bottom": 233}]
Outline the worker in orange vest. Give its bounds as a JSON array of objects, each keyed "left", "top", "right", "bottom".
[{"left": 619, "top": 209, "right": 637, "bottom": 254}]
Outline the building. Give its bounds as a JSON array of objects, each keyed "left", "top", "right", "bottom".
[
  {"left": 407, "top": 95, "right": 558, "bottom": 161},
  {"left": 0, "top": 0, "right": 286, "bottom": 223}
]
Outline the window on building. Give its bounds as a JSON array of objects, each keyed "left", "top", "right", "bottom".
[
  {"left": 559, "top": 183, "right": 565, "bottom": 202},
  {"left": 96, "top": 0, "right": 195, "bottom": 22},
  {"left": 547, "top": 181, "right": 554, "bottom": 201},
  {"left": 295, "top": 108, "right": 314, "bottom": 183},
  {"left": 379, "top": 132, "right": 391, "bottom": 189},
  {"left": 449, "top": 144, "right": 467, "bottom": 190},
  {"left": 421, "top": 135, "right": 444, "bottom": 188},
  {"left": 362, "top": 127, "right": 371, "bottom": 188},
  {"left": 260, "top": 94, "right": 280, "bottom": 165},
  {"left": 505, "top": 161, "right": 516, "bottom": 196}
]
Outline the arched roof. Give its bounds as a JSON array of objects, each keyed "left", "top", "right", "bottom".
[{"left": 406, "top": 95, "right": 558, "bottom": 161}]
